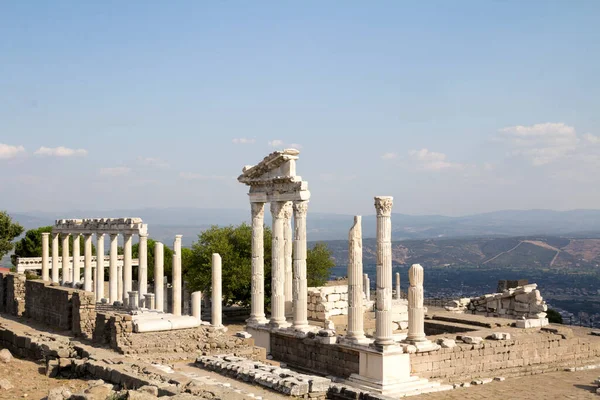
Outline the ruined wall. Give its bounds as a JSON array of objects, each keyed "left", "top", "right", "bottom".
[
  {"left": 71, "top": 290, "right": 96, "bottom": 339},
  {"left": 270, "top": 332, "right": 360, "bottom": 378},
  {"left": 25, "top": 280, "right": 74, "bottom": 330},
  {"left": 4, "top": 273, "right": 26, "bottom": 316},
  {"left": 410, "top": 330, "right": 600, "bottom": 382}
]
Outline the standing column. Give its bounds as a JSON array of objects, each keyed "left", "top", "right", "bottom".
[
  {"left": 211, "top": 253, "right": 223, "bottom": 327},
  {"left": 84, "top": 234, "right": 93, "bottom": 292},
  {"left": 96, "top": 234, "right": 105, "bottom": 300},
  {"left": 374, "top": 196, "right": 394, "bottom": 349},
  {"left": 72, "top": 234, "right": 81, "bottom": 287},
  {"left": 283, "top": 203, "right": 293, "bottom": 318},
  {"left": 172, "top": 245, "right": 182, "bottom": 315},
  {"left": 41, "top": 233, "right": 50, "bottom": 281},
  {"left": 292, "top": 201, "right": 309, "bottom": 330},
  {"left": 61, "top": 233, "right": 70, "bottom": 285},
  {"left": 407, "top": 264, "right": 427, "bottom": 343},
  {"left": 51, "top": 233, "right": 60, "bottom": 283},
  {"left": 192, "top": 291, "right": 202, "bottom": 321},
  {"left": 270, "top": 201, "right": 291, "bottom": 328},
  {"left": 109, "top": 234, "right": 118, "bottom": 304},
  {"left": 123, "top": 234, "right": 133, "bottom": 306},
  {"left": 154, "top": 242, "right": 164, "bottom": 312},
  {"left": 138, "top": 234, "right": 148, "bottom": 306},
  {"left": 347, "top": 216, "right": 366, "bottom": 342},
  {"left": 364, "top": 273, "right": 370, "bottom": 301},
  {"left": 248, "top": 202, "right": 267, "bottom": 325},
  {"left": 396, "top": 272, "right": 401, "bottom": 300}
]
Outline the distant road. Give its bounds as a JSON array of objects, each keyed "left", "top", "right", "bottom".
[{"left": 482, "top": 241, "right": 523, "bottom": 264}]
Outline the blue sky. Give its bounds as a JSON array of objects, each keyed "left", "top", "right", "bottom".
[{"left": 1, "top": 1, "right": 599, "bottom": 216}]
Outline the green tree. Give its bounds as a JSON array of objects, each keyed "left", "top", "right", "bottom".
[
  {"left": 547, "top": 308, "right": 563, "bottom": 324},
  {"left": 0, "top": 211, "right": 24, "bottom": 261},
  {"left": 186, "top": 223, "right": 335, "bottom": 306},
  {"left": 12, "top": 226, "right": 95, "bottom": 266}
]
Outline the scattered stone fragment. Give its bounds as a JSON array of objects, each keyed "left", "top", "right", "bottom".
[
  {"left": 461, "top": 336, "right": 483, "bottom": 344},
  {"left": 235, "top": 331, "right": 252, "bottom": 339},
  {"left": 46, "top": 386, "right": 71, "bottom": 400},
  {"left": 494, "top": 377, "right": 506, "bottom": 381},
  {"left": 591, "top": 331, "right": 600, "bottom": 337},
  {"left": 0, "top": 378, "right": 13, "bottom": 390},
  {"left": 488, "top": 332, "right": 511, "bottom": 340},
  {"left": 0, "top": 349, "right": 12, "bottom": 363},
  {"left": 437, "top": 338, "right": 456, "bottom": 348}
]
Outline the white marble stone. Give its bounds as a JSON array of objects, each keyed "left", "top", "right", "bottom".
[
  {"left": 51, "top": 233, "right": 60, "bottom": 283},
  {"left": 61, "top": 233, "right": 70, "bottom": 285},
  {"left": 270, "top": 201, "right": 291, "bottom": 328},
  {"left": 41, "top": 233, "right": 50, "bottom": 281},
  {"left": 292, "top": 200, "right": 309, "bottom": 330},
  {"left": 109, "top": 233, "right": 119, "bottom": 304},
  {"left": 154, "top": 242, "right": 164, "bottom": 312},
  {"left": 212, "top": 253, "right": 223, "bottom": 327},
  {"left": 248, "top": 202, "right": 267, "bottom": 325},
  {"left": 123, "top": 233, "right": 133, "bottom": 306},
  {"left": 192, "top": 291, "right": 202, "bottom": 320},
  {"left": 138, "top": 234, "right": 148, "bottom": 306},
  {"left": 347, "top": 216, "right": 366, "bottom": 343},
  {"left": 72, "top": 234, "right": 81, "bottom": 287},
  {"left": 96, "top": 234, "right": 105, "bottom": 301},
  {"left": 374, "top": 196, "right": 394, "bottom": 349},
  {"left": 83, "top": 234, "right": 93, "bottom": 292}
]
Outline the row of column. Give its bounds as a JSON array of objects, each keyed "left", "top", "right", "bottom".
[{"left": 247, "top": 200, "right": 309, "bottom": 331}]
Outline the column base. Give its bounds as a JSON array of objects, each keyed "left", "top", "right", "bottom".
[
  {"left": 269, "top": 320, "right": 292, "bottom": 329},
  {"left": 246, "top": 324, "right": 272, "bottom": 353},
  {"left": 347, "top": 346, "right": 412, "bottom": 396},
  {"left": 246, "top": 316, "right": 269, "bottom": 327}
]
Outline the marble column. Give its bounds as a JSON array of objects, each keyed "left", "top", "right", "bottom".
[
  {"left": 84, "top": 234, "right": 93, "bottom": 292},
  {"left": 292, "top": 201, "right": 309, "bottom": 330},
  {"left": 363, "top": 273, "right": 370, "bottom": 301},
  {"left": 61, "top": 233, "right": 70, "bottom": 285},
  {"left": 270, "top": 201, "right": 291, "bottom": 328},
  {"left": 192, "top": 291, "right": 202, "bottom": 321},
  {"left": 211, "top": 253, "right": 223, "bottom": 327},
  {"left": 347, "top": 216, "right": 366, "bottom": 342},
  {"left": 154, "top": 242, "right": 164, "bottom": 312},
  {"left": 51, "top": 233, "right": 60, "bottom": 283},
  {"left": 283, "top": 203, "right": 293, "bottom": 318},
  {"left": 396, "top": 272, "right": 401, "bottom": 300},
  {"left": 41, "top": 233, "right": 50, "bottom": 281},
  {"left": 374, "top": 196, "right": 394, "bottom": 349},
  {"left": 123, "top": 234, "right": 133, "bottom": 306},
  {"left": 109, "top": 234, "right": 118, "bottom": 304},
  {"left": 248, "top": 202, "right": 267, "bottom": 325},
  {"left": 128, "top": 291, "right": 139, "bottom": 310},
  {"left": 172, "top": 254, "right": 182, "bottom": 316},
  {"left": 72, "top": 234, "right": 81, "bottom": 287},
  {"left": 96, "top": 234, "right": 105, "bottom": 300},
  {"left": 138, "top": 234, "right": 148, "bottom": 306},
  {"left": 144, "top": 293, "right": 155, "bottom": 310},
  {"left": 407, "top": 264, "right": 427, "bottom": 343}
]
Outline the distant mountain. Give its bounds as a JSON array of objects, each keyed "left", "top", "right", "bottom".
[{"left": 8, "top": 208, "right": 600, "bottom": 246}]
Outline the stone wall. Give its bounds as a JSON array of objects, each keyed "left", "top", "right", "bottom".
[
  {"left": 71, "top": 290, "right": 96, "bottom": 339},
  {"left": 4, "top": 273, "right": 26, "bottom": 316},
  {"left": 24, "top": 280, "right": 74, "bottom": 330},
  {"left": 270, "top": 331, "right": 360, "bottom": 378},
  {"left": 308, "top": 285, "right": 374, "bottom": 323},
  {"left": 410, "top": 329, "right": 600, "bottom": 382}
]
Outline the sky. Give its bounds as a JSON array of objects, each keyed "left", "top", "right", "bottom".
[{"left": 1, "top": 1, "right": 599, "bottom": 217}]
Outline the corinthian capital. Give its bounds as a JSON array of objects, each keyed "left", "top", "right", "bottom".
[
  {"left": 270, "top": 201, "right": 292, "bottom": 219},
  {"left": 282, "top": 202, "right": 293, "bottom": 220},
  {"left": 374, "top": 196, "right": 394, "bottom": 217},
  {"left": 251, "top": 202, "right": 265, "bottom": 219},
  {"left": 293, "top": 201, "right": 309, "bottom": 217}
]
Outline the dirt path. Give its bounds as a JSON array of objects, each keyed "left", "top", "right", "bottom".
[{"left": 482, "top": 241, "right": 523, "bottom": 264}]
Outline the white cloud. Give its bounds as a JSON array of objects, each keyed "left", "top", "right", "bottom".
[
  {"left": 34, "top": 146, "right": 88, "bottom": 157},
  {"left": 408, "top": 149, "right": 462, "bottom": 171},
  {"left": 137, "top": 156, "right": 169, "bottom": 168},
  {"left": 381, "top": 152, "right": 398, "bottom": 160},
  {"left": 0, "top": 143, "right": 25, "bottom": 159},
  {"left": 583, "top": 133, "right": 600, "bottom": 144},
  {"left": 99, "top": 167, "right": 131, "bottom": 176},
  {"left": 268, "top": 140, "right": 302, "bottom": 149},
  {"left": 179, "top": 172, "right": 228, "bottom": 181},
  {"left": 498, "top": 123, "right": 579, "bottom": 166},
  {"left": 268, "top": 139, "right": 284, "bottom": 148},
  {"left": 289, "top": 143, "right": 303, "bottom": 149},
  {"left": 232, "top": 138, "right": 256, "bottom": 144}
]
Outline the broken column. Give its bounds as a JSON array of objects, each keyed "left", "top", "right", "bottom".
[
  {"left": 284, "top": 202, "right": 293, "bottom": 319},
  {"left": 51, "top": 232, "right": 60, "bottom": 283},
  {"left": 154, "top": 241, "right": 164, "bottom": 312},
  {"left": 144, "top": 293, "right": 155, "bottom": 310},
  {"left": 395, "top": 272, "right": 401, "bottom": 300},
  {"left": 347, "top": 216, "right": 366, "bottom": 343},
  {"left": 248, "top": 202, "right": 267, "bottom": 325},
  {"left": 41, "top": 232, "right": 50, "bottom": 281},
  {"left": 84, "top": 234, "right": 93, "bottom": 292},
  {"left": 270, "top": 201, "right": 291, "bottom": 328},
  {"left": 123, "top": 233, "right": 133, "bottom": 306},
  {"left": 96, "top": 233, "right": 105, "bottom": 300},
  {"left": 212, "top": 253, "right": 223, "bottom": 327},
  {"left": 374, "top": 196, "right": 394, "bottom": 349},
  {"left": 292, "top": 200, "right": 309, "bottom": 330},
  {"left": 364, "top": 273, "right": 370, "bottom": 301},
  {"left": 72, "top": 234, "right": 81, "bottom": 287},
  {"left": 109, "top": 233, "right": 118, "bottom": 304},
  {"left": 406, "top": 263, "right": 429, "bottom": 345},
  {"left": 192, "top": 291, "right": 202, "bottom": 321},
  {"left": 61, "top": 233, "right": 70, "bottom": 285},
  {"left": 138, "top": 233, "right": 148, "bottom": 306},
  {"left": 128, "top": 291, "right": 139, "bottom": 310}
]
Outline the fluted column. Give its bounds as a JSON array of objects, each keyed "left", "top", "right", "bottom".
[
  {"left": 283, "top": 203, "right": 293, "bottom": 318},
  {"left": 374, "top": 196, "right": 394, "bottom": 349},
  {"left": 211, "top": 253, "right": 223, "bottom": 327},
  {"left": 84, "top": 234, "right": 93, "bottom": 292},
  {"left": 248, "top": 202, "right": 267, "bottom": 325},
  {"left": 96, "top": 233, "right": 105, "bottom": 300},
  {"left": 172, "top": 235, "right": 182, "bottom": 316},
  {"left": 364, "top": 273, "right": 370, "bottom": 301},
  {"left": 41, "top": 233, "right": 50, "bottom": 281},
  {"left": 347, "top": 216, "right": 366, "bottom": 342},
  {"left": 292, "top": 201, "right": 309, "bottom": 330},
  {"left": 72, "top": 234, "right": 81, "bottom": 287},
  {"left": 407, "top": 264, "right": 427, "bottom": 342},
  {"left": 109, "top": 233, "right": 118, "bottom": 304},
  {"left": 396, "top": 272, "right": 401, "bottom": 300},
  {"left": 61, "top": 233, "right": 70, "bottom": 285},
  {"left": 154, "top": 242, "right": 164, "bottom": 312},
  {"left": 123, "top": 234, "right": 133, "bottom": 306},
  {"left": 270, "top": 201, "right": 291, "bottom": 328},
  {"left": 51, "top": 233, "right": 60, "bottom": 283},
  {"left": 138, "top": 234, "right": 148, "bottom": 306}
]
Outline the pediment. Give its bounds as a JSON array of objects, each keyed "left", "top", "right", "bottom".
[{"left": 237, "top": 148, "right": 301, "bottom": 185}]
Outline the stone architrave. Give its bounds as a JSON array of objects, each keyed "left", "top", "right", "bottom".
[
  {"left": 374, "top": 196, "right": 394, "bottom": 349},
  {"left": 292, "top": 200, "right": 309, "bottom": 330},
  {"left": 154, "top": 242, "right": 164, "bottom": 312},
  {"left": 212, "top": 253, "right": 223, "bottom": 327},
  {"left": 51, "top": 233, "right": 60, "bottom": 283},
  {"left": 283, "top": 202, "right": 293, "bottom": 318},
  {"left": 347, "top": 216, "right": 366, "bottom": 342},
  {"left": 138, "top": 234, "right": 148, "bottom": 306},
  {"left": 395, "top": 272, "right": 401, "bottom": 300},
  {"left": 248, "top": 202, "right": 267, "bottom": 325},
  {"left": 270, "top": 201, "right": 291, "bottom": 328},
  {"left": 84, "top": 234, "right": 93, "bottom": 292},
  {"left": 109, "top": 233, "right": 119, "bottom": 304},
  {"left": 41, "top": 233, "right": 50, "bottom": 282},
  {"left": 407, "top": 263, "right": 427, "bottom": 343},
  {"left": 96, "top": 234, "right": 105, "bottom": 300},
  {"left": 61, "top": 233, "right": 70, "bottom": 285},
  {"left": 192, "top": 291, "right": 202, "bottom": 321},
  {"left": 123, "top": 234, "right": 133, "bottom": 306},
  {"left": 364, "top": 273, "right": 370, "bottom": 302},
  {"left": 72, "top": 234, "right": 81, "bottom": 287}
]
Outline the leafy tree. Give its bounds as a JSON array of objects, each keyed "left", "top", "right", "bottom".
[
  {"left": 186, "top": 223, "right": 335, "bottom": 306},
  {"left": 12, "top": 226, "right": 94, "bottom": 266},
  {"left": 547, "top": 308, "right": 563, "bottom": 324},
  {"left": 0, "top": 211, "right": 23, "bottom": 261}
]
